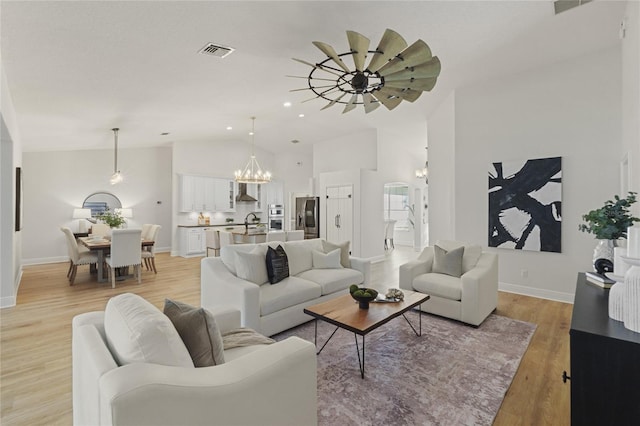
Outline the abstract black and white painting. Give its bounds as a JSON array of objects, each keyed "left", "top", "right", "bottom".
[{"left": 488, "top": 157, "right": 562, "bottom": 252}]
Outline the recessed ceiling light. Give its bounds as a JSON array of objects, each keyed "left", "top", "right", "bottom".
[
  {"left": 283, "top": 102, "right": 292, "bottom": 108},
  {"left": 161, "top": 132, "right": 170, "bottom": 136},
  {"left": 298, "top": 114, "right": 305, "bottom": 118},
  {"left": 226, "top": 126, "right": 233, "bottom": 130},
  {"left": 291, "top": 139, "right": 300, "bottom": 144}
]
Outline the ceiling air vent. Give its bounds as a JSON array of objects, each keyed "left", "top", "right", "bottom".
[
  {"left": 198, "top": 42, "right": 235, "bottom": 58},
  {"left": 554, "top": 0, "right": 592, "bottom": 15}
]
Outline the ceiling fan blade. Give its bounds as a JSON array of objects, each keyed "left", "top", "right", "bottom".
[
  {"left": 313, "top": 41, "right": 351, "bottom": 73},
  {"left": 382, "top": 57, "right": 441, "bottom": 81},
  {"left": 300, "top": 88, "right": 341, "bottom": 103},
  {"left": 362, "top": 93, "right": 380, "bottom": 113},
  {"left": 289, "top": 84, "right": 336, "bottom": 92},
  {"left": 320, "top": 92, "right": 348, "bottom": 110},
  {"left": 367, "top": 29, "right": 408, "bottom": 73},
  {"left": 376, "top": 86, "right": 422, "bottom": 103},
  {"left": 372, "top": 89, "right": 403, "bottom": 110},
  {"left": 286, "top": 75, "right": 336, "bottom": 82},
  {"left": 385, "top": 77, "right": 437, "bottom": 92},
  {"left": 346, "top": 30, "right": 370, "bottom": 72},
  {"left": 377, "top": 40, "right": 433, "bottom": 76},
  {"left": 342, "top": 94, "right": 358, "bottom": 114},
  {"left": 292, "top": 58, "right": 344, "bottom": 77}
]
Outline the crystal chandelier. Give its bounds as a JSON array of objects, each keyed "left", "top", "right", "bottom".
[{"left": 234, "top": 117, "right": 272, "bottom": 184}]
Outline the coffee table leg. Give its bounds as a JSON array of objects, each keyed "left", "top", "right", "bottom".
[
  {"left": 354, "top": 333, "right": 365, "bottom": 379},
  {"left": 402, "top": 306, "right": 422, "bottom": 337},
  {"left": 316, "top": 325, "right": 340, "bottom": 355}
]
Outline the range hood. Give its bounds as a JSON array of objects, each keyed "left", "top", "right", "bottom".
[{"left": 236, "top": 183, "right": 257, "bottom": 202}]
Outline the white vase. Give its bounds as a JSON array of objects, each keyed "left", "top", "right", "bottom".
[
  {"left": 593, "top": 239, "right": 616, "bottom": 269},
  {"left": 623, "top": 264, "right": 640, "bottom": 333},
  {"left": 608, "top": 281, "right": 625, "bottom": 321}
]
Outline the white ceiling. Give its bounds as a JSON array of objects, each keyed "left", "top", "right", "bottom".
[{"left": 1, "top": 1, "right": 627, "bottom": 154}]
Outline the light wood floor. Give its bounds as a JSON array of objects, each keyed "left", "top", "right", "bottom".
[{"left": 0, "top": 247, "right": 572, "bottom": 425}]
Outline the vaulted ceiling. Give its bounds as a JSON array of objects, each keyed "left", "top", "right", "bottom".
[{"left": 1, "top": 1, "right": 626, "bottom": 154}]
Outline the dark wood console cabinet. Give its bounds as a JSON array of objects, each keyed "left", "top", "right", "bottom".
[{"left": 569, "top": 274, "right": 640, "bottom": 425}]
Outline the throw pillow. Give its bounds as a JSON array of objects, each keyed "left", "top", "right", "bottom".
[
  {"left": 266, "top": 245, "right": 289, "bottom": 284},
  {"left": 312, "top": 248, "right": 343, "bottom": 269},
  {"left": 322, "top": 240, "right": 351, "bottom": 268},
  {"left": 163, "top": 299, "right": 225, "bottom": 367},
  {"left": 432, "top": 244, "right": 464, "bottom": 278},
  {"left": 104, "top": 293, "right": 194, "bottom": 368},
  {"left": 235, "top": 248, "right": 268, "bottom": 285}
]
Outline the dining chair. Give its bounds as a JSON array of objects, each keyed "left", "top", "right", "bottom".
[
  {"left": 285, "top": 230, "right": 304, "bottom": 241},
  {"left": 266, "top": 230, "right": 286, "bottom": 242},
  {"left": 205, "top": 229, "right": 220, "bottom": 257},
  {"left": 218, "top": 230, "right": 235, "bottom": 249},
  {"left": 141, "top": 223, "right": 153, "bottom": 240},
  {"left": 141, "top": 225, "right": 161, "bottom": 273},
  {"left": 60, "top": 227, "right": 99, "bottom": 285},
  {"left": 91, "top": 223, "right": 110, "bottom": 237},
  {"left": 105, "top": 229, "right": 142, "bottom": 289}
]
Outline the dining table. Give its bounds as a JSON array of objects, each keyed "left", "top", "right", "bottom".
[{"left": 78, "top": 236, "right": 154, "bottom": 283}]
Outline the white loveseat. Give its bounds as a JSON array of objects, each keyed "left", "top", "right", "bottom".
[
  {"left": 399, "top": 240, "right": 498, "bottom": 326},
  {"left": 201, "top": 238, "right": 371, "bottom": 336},
  {"left": 72, "top": 298, "right": 317, "bottom": 426}
]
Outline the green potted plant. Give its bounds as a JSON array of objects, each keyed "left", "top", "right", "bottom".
[
  {"left": 97, "top": 209, "right": 126, "bottom": 229},
  {"left": 578, "top": 192, "right": 639, "bottom": 264}
]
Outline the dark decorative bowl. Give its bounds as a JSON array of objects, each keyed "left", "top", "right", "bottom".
[{"left": 350, "top": 288, "right": 379, "bottom": 309}]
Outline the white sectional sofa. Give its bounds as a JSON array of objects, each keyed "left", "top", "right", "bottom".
[
  {"left": 201, "top": 238, "right": 371, "bottom": 336},
  {"left": 72, "top": 295, "right": 317, "bottom": 426}
]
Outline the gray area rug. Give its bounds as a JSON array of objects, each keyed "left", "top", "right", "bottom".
[{"left": 274, "top": 311, "right": 536, "bottom": 426}]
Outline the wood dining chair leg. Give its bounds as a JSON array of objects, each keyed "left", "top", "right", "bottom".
[
  {"left": 137, "top": 264, "right": 142, "bottom": 283},
  {"left": 111, "top": 267, "right": 116, "bottom": 289},
  {"left": 67, "top": 261, "right": 73, "bottom": 278},
  {"left": 151, "top": 257, "right": 157, "bottom": 274},
  {"left": 70, "top": 265, "right": 77, "bottom": 285}
]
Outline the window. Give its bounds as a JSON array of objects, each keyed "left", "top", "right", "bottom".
[{"left": 384, "top": 183, "right": 411, "bottom": 230}]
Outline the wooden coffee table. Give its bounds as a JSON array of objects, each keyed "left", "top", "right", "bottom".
[{"left": 303, "top": 289, "right": 430, "bottom": 378}]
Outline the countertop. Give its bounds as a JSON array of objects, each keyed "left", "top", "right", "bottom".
[{"left": 177, "top": 223, "right": 266, "bottom": 228}]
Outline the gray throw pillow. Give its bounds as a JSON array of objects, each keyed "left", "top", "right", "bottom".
[
  {"left": 432, "top": 245, "right": 464, "bottom": 278},
  {"left": 163, "top": 299, "right": 225, "bottom": 367}
]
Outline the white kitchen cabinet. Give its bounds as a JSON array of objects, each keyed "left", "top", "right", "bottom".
[
  {"left": 179, "top": 175, "right": 235, "bottom": 212},
  {"left": 179, "top": 227, "right": 207, "bottom": 257},
  {"left": 326, "top": 184, "right": 353, "bottom": 246},
  {"left": 264, "top": 181, "right": 284, "bottom": 206}
]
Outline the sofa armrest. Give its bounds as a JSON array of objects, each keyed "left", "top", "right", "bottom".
[
  {"left": 201, "top": 257, "right": 261, "bottom": 331},
  {"left": 399, "top": 248, "right": 434, "bottom": 291},
  {"left": 99, "top": 337, "right": 317, "bottom": 426},
  {"left": 349, "top": 256, "right": 371, "bottom": 285},
  {"left": 204, "top": 306, "right": 241, "bottom": 334},
  {"left": 460, "top": 252, "right": 499, "bottom": 326}
]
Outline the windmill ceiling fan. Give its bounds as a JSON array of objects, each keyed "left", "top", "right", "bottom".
[{"left": 290, "top": 29, "right": 441, "bottom": 114}]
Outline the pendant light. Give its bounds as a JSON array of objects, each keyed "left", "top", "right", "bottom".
[
  {"left": 110, "top": 127, "right": 123, "bottom": 185},
  {"left": 234, "top": 117, "right": 272, "bottom": 184}
]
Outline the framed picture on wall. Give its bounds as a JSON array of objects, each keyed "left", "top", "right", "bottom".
[
  {"left": 488, "top": 156, "right": 562, "bottom": 252},
  {"left": 15, "top": 167, "right": 23, "bottom": 232}
]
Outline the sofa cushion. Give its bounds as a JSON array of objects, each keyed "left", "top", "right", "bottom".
[
  {"left": 104, "top": 293, "right": 194, "bottom": 368},
  {"left": 266, "top": 245, "right": 289, "bottom": 284},
  {"left": 297, "top": 268, "right": 364, "bottom": 296},
  {"left": 283, "top": 239, "right": 323, "bottom": 275},
  {"left": 433, "top": 245, "right": 464, "bottom": 278},
  {"left": 259, "top": 276, "right": 322, "bottom": 316},
  {"left": 312, "top": 248, "right": 342, "bottom": 269},
  {"left": 163, "top": 299, "right": 225, "bottom": 367},
  {"left": 436, "top": 240, "right": 482, "bottom": 273},
  {"left": 235, "top": 247, "right": 269, "bottom": 285},
  {"left": 413, "top": 273, "right": 462, "bottom": 301},
  {"left": 322, "top": 240, "right": 351, "bottom": 268}
]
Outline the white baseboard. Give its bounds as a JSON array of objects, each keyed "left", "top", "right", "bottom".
[
  {"left": 22, "top": 256, "right": 68, "bottom": 266},
  {"left": 499, "top": 281, "right": 574, "bottom": 304},
  {"left": 1, "top": 268, "right": 21, "bottom": 309}
]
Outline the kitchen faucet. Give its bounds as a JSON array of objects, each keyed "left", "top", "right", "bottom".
[{"left": 244, "top": 212, "right": 258, "bottom": 233}]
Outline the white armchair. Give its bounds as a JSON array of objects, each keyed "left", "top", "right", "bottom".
[
  {"left": 72, "top": 305, "right": 317, "bottom": 426},
  {"left": 399, "top": 240, "right": 498, "bottom": 326}
]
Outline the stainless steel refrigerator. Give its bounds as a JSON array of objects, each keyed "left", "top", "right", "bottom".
[{"left": 295, "top": 197, "right": 320, "bottom": 239}]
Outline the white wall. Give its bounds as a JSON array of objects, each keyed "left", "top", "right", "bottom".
[
  {"left": 429, "top": 46, "right": 623, "bottom": 302},
  {"left": 1, "top": 60, "right": 23, "bottom": 308},
  {"left": 21, "top": 147, "right": 173, "bottom": 264},
  {"left": 313, "top": 130, "right": 377, "bottom": 175},
  {"left": 622, "top": 1, "right": 640, "bottom": 215}
]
